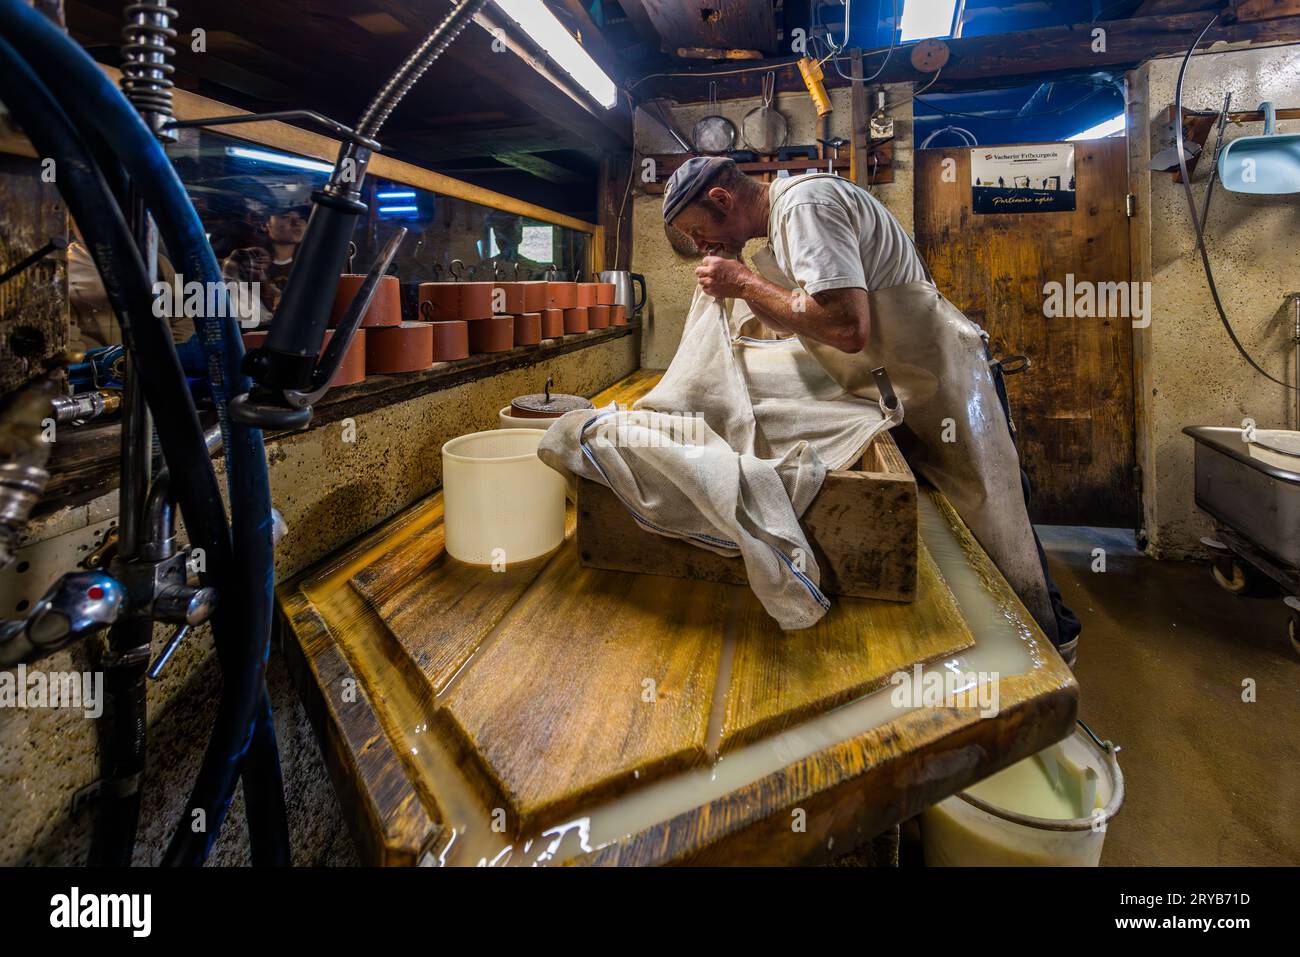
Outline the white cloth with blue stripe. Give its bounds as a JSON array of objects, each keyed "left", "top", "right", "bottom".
[{"left": 537, "top": 286, "right": 898, "bottom": 630}]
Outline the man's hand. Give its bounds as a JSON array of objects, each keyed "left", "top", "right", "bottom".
[{"left": 695, "top": 255, "right": 753, "bottom": 300}]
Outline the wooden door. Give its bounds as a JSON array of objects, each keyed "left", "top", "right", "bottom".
[{"left": 914, "top": 138, "right": 1138, "bottom": 527}]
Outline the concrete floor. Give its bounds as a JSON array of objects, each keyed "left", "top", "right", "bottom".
[{"left": 1038, "top": 526, "right": 1300, "bottom": 866}]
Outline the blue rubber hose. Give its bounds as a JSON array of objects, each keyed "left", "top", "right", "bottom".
[
  {"left": 0, "top": 36, "right": 248, "bottom": 860},
  {"left": 0, "top": 0, "right": 277, "bottom": 865}
]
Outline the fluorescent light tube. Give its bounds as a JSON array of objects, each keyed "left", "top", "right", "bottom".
[
  {"left": 1066, "top": 113, "right": 1125, "bottom": 141},
  {"left": 899, "top": 0, "right": 958, "bottom": 41},
  {"left": 225, "top": 146, "right": 333, "bottom": 174},
  {"left": 492, "top": 0, "right": 618, "bottom": 109}
]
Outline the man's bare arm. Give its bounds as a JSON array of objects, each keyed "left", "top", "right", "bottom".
[{"left": 695, "top": 256, "right": 870, "bottom": 353}]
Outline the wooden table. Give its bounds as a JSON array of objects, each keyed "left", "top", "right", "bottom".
[{"left": 278, "top": 369, "right": 1078, "bottom": 865}]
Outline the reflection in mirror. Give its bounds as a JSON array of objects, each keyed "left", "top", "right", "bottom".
[{"left": 169, "top": 129, "right": 592, "bottom": 327}]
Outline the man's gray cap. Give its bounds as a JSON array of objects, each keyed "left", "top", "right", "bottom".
[{"left": 662, "top": 156, "right": 734, "bottom": 223}]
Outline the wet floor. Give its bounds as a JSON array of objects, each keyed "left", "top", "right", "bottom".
[{"left": 1037, "top": 526, "right": 1300, "bottom": 866}]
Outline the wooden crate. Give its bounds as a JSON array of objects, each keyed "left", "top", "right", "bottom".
[{"left": 576, "top": 431, "right": 918, "bottom": 602}]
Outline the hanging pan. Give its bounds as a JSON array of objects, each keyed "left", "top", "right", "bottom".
[
  {"left": 692, "top": 81, "right": 736, "bottom": 155},
  {"left": 742, "top": 72, "right": 788, "bottom": 154}
]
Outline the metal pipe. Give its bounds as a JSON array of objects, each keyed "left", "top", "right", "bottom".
[{"left": 0, "top": 373, "right": 58, "bottom": 569}]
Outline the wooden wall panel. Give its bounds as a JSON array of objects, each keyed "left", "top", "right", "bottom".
[{"left": 914, "top": 138, "right": 1139, "bottom": 526}]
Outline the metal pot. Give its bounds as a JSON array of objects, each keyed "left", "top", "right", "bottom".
[{"left": 598, "top": 270, "right": 647, "bottom": 316}]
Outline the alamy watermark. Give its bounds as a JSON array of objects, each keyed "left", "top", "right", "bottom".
[
  {"left": 889, "top": 663, "right": 1000, "bottom": 718},
  {"left": 0, "top": 665, "right": 103, "bottom": 718},
  {"left": 1043, "top": 273, "right": 1152, "bottom": 328},
  {"left": 589, "top": 412, "right": 707, "bottom": 459},
  {"left": 152, "top": 275, "right": 262, "bottom": 328}
]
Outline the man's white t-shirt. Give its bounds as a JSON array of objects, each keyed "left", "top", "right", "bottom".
[{"left": 765, "top": 174, "right": 929, "bottom": 295}]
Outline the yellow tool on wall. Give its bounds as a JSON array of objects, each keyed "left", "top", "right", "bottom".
[{"left": 798, "top": 56, "right": 832, "bottom": 117}]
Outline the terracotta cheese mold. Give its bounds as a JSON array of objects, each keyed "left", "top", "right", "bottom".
[
  {"left": 562, "top": 306, "right": 589, "bottom": 334},
  {"left": 494, "top": 281, "right": 548, "bottom": 314},
  {"left": 242, "top": 328, "right": 366, "bottom": 386},
  {"left": 419, "top": 280, "right": 493, "bottom": 322},
  {"left": 546, "top": 280, "right": 578, "bottom": 310},
  {"left": 430, "top": 320, "right": 469, "bottom": 361},
  {"left": 365, "top": 321, "right": 434, "bottom": 374},
  {"left": 577, "top": 282, "right": 599, "bottom": 307},
  {"left": 595, "top": 281, "right": 617, "bottom": 306},
  {"left": 330, "top": 273, "right": 401, "bottom": 328},
  {"left": 513, "top": 312, "right": 542, "bottom": 347},
  {"left": 468, "top": 314, "right": 515, "bottom": 354},
  {"left": 588, "top": 304, "right": 610, "bottom": 330},
  {"left": 611, "top": 303, "right": 628, "bottom": 326},
  {"left": 539, "top": 307, "right": 564, "bottom": 339}
]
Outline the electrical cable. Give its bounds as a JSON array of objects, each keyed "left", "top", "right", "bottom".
[
  {"left": 816, "top": 0, "right": 898, "bottom": 85},
  {"left": 1173, "top": 12, "right": 1296, "bottom": 391},
  {"left": 885, "top": 67, "right": 944, "bottom": 113},
  {"left": 913, "top": 86, "right": 1111, "bottom": 121},
  {"left": 629, "top": 57, "right": 807, "bottom": 90},
  {"left": 613, "top": 93, "right": 638, "bottom": 269}
]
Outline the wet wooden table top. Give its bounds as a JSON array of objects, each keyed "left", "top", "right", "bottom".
[{"left": 278, "top": 369, "right": 1078, "bottom": 865}]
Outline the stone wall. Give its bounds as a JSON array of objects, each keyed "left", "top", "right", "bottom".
[{"left": 0, "top": 334, "right": 638, "bottom": 865}]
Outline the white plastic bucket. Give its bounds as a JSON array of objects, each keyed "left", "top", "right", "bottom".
[
  {"left": 498, "top": 405, "right": 557, "bottom": 429},
  {"left": 441, "top": 429, "right": 566, "bottom": 565},
  {"left": 921, "top": 722, "right": 1124, "bottom": 866}
]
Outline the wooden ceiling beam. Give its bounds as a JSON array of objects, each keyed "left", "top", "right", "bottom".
[
  {"left": 637, "top": 8, "right": 1300, "bottom": 101},
  {"left": 639, "top": 0, "right": 779, "bottom": 56},
  {"left": 1131, "top": 0, "right": 1224, "bottom": 15},
  {"left": 616, "top": 0, "right": 667, "bottom": 51},
  {"left": 492, "top": 151, "right": 586, "bottom": 183}
]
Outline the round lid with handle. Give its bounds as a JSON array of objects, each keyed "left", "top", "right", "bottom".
[{"left": 510, "top": 375, "right": 594, "bottom": 419}]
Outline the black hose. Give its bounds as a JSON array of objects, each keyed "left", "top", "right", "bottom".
[
  {"left": 88, "top": 618, "right": 151, "bottom": 867},
  {"left": 0, "top": 37, "right": 244, "bottom": 865},
  {"left": 0, "top": 0, "right": 281, "bottom": 865},
  {"left": 1174, "top": 13, "right": 1297, "bottom": 392},
  {"left": 244, "top": 692, "right": 290, "bottom": 866}
]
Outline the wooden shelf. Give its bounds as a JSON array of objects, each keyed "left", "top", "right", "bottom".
[{"left": 39, "top": 322, "right": 638, "bottom": 516}]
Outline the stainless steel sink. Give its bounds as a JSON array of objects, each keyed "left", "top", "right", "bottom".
[{"left": 1184, "top": 425, "right": 1300, "bottom": 567}]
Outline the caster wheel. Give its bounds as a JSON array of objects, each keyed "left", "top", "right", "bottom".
[
  {"left": 1289, "top": 614, "right": 1300, "bottom": 659},
  {"left": 1212, "top": 557, "right": 1253, "bottom": 596}
]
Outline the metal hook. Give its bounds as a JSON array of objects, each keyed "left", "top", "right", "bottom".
[
  {"left": 544, "top": 375, "right": 553, "bottom": 404},
  {"left": 347, "top": 241, "right": 357, "bottom": 273},
  {"left": 450, "top": 258, "right": 464, "bottom": 280}
]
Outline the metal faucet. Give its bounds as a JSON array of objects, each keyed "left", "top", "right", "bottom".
[{"left": 0, "top": 572, "right": 125, "bottom": 666}]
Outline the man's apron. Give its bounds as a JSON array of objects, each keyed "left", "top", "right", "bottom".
[{"left": 749, "top": 243, "right": 1060, "bottom": 645}]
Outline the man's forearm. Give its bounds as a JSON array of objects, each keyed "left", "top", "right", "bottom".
[{"left": 737, "top": 273, "right": 867, "bottom": 352}]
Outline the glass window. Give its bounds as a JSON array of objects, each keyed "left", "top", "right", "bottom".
[{"left": 169, "top": 128, "right": 592, "bottom": 327}]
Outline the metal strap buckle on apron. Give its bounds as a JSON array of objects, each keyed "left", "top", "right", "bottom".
[
  {"left": 989, "top": 354, "right": 1030, "bottom": 440},
  {"left": 993, "top": 353, "right": 1031, "bottom": 376}
]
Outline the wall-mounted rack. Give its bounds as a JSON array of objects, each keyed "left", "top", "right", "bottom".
[{"left": 1163, "top": 103, "right": 1300, "bottom": 183}]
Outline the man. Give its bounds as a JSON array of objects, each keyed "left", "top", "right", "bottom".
[
  {"left": 222, "top": 201, "right": 310, "bottom": 326},
  {"left": 662, "top": 156, "right": 1080, "bottom": 666}
]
